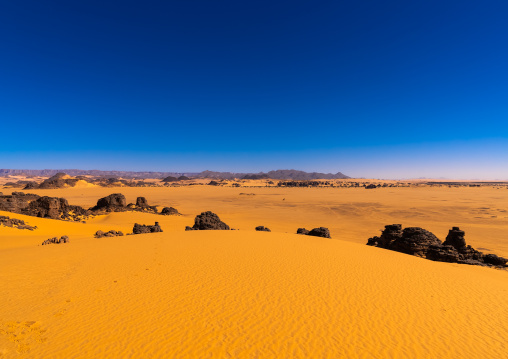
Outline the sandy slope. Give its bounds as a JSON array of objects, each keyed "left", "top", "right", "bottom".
[{"left": 1, "top": 186, "right": 508, "bottom": 358}]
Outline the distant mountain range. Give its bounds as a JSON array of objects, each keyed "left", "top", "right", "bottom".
[{"left": 0, "top": 169, "right": 350, "bottom": 180}]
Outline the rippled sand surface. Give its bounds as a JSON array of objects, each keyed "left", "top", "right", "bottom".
[{"left": 1, "top": 185, "right": 507, "bottom": 358}]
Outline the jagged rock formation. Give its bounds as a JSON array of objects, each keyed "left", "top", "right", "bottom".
[
  {"left": 365, "top": 184, "right": 377, "bottom": 189},
  {"left": 161, "top": 207, "right": 179, "bottom": 215},
  {"left": 255, "top": 226, "right": 271, "bottom": 232},
  {"left": 297, "top": 228, "right": 310, "bottom": 235},
  {"left": 90, "top": 193, "right": 127, "bottom": 211},
  {"left": 0, "top": 192, "right": 90, "bottom": 221},
  {"left": 185, "top": 211, "right": 230, "bottom": 230},
  {"left": 0, "top": 215, "right": 37, "bottom": 230},
  {"left": 367, "top": 225, "right": 507, "bottom": 268},
  {"left": 95, "top": 230, "right": 124, "bottom": 238},
  {"left": 296, "top": 227, "right": 331, "bottom": 238},
  {"left": 132, "top": 222, "right": 163, "bottom": 234},
  {"left": 42, "top": 235, "right": 69, "bottom": 245}
]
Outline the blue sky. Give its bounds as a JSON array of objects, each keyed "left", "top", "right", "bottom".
[{"left": 1, "top": 1, "right": 507, "bottom": 178}]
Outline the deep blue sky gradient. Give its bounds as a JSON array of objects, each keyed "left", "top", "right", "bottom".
[{"left": 1, "top": 1, "right": 507, "bottom": 178}]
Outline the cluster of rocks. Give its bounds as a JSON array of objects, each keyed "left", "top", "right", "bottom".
[
  {"left": 42, "top": 235, "right": 69, "bottom": 245},
  {"left": 297, "top": 227, "right": 331, "bottom": 238},
  {"left": 90, "top": 193, "right": 178, "bottom": 215},
  {"left": 132, "top": 222, "right": 163, "bottom": 234},
  {"left": 95, "top": 230, "right": 124, "bottom": 238},
  {"left": 0, "top": 192, "right": 90, "bottom": 221},
  {"left": 255, "top": 226, "right": 271, "bottom": 232},
  {"left": 185, "top": 211, "right": 230, "bottom": 230},
  {"left": 0, "top": 215, "right": 37, "bottom": 230},
  {"left": 367, "top": 224, "right": 507, "bottom": 268}
]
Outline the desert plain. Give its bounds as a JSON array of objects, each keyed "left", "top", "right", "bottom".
[{"left": 1, "top": 181, "right": 507, "bottom": 358}]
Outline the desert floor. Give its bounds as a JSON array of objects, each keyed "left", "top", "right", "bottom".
[{"left": 1, "top": 185, "right": 507, "bottom": 358}]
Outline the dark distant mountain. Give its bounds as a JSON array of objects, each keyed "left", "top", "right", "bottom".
[
  {"left": 196, "top": 169, "right": 350, "bottom": 180},
  {"left": 0, "top": 168, "right": 350, "bottom": 180},
  {"left": 0, "top": 169, "right": 198, "bottom": 179}
]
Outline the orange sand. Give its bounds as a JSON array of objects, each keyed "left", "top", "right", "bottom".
[{"left": 1, "top": 186, "right": 507, "bottom": 358}]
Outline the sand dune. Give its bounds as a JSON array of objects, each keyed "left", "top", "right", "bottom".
[{"left": 1, "top": 186, "right": 507, "bottom": 357}]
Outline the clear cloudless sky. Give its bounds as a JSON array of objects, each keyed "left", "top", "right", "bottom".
[{"left": 1, "top": 0, "right": 507, "bottom": 179}]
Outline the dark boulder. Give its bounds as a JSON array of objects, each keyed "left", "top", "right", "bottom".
[
  {"left": 365, "top": 184, "right": 377, "bottom": 189},
  {"left": 161, "top": 207, "right": 179, "bottom": 215},
  {"left": 91, "top": 193, "right": 127, "bottom": 211},
  {"left": 366, "top": 225, "right": 507, "bottom": 268},
  {"left": 95, "top": 229, "right": 124, "bottom": 238},
  {"left": 136, "top": 197, "right": 149, "bottom": 207},
  {"left": 190, "top": 211, "right": 230, "bottom": 230},
  {"left": 42, "top": 235, "right": 69, "bottom": 245},
  {"left": 132, "top": 222, "right": 163, "bottom": 234},
  {"left": 443, "top": 227, "right": 466, "bottom": 249},
  {"left": 483, "top": 254, "right": 508, "bottom": 266},
  {"left": 390, "top": 227, "right": 442, "bottom": 257},
  {"left": 255, "top": 226, "right": 271, "bottom": 232},
  {"left": 297, "top": 228, "right": 310, "bottom": 235},
  {"left": 308, "top": 227, "right": 331, "bottom": 238}
]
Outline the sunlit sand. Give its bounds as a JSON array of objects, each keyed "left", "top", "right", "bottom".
[{"left": 1, "top": 184, "right": 507, "bottom": 358}]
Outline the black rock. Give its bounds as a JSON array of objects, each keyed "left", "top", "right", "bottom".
[
  {"left": 443, "top": 227, "right": 466, "bottom": 249},
  {"left": 161, "top": 207, "right": 179, "bottom": 215},
  {"left": 132, "top": 222, "right": 163, "bottom": 234},
  {"left": 91, "top": 193, "right": 127, "bottom": 211},
  {"left": 190, "top": 211, "right": 230, "bottom": 230},
  {"left": 255, "top": 226, "right": 271, "bottom": 232},
  {"left": 308, "top": 227, "right": 331, "bottom": 238},
  {"left": 297, "top": 228, "right": 310, "bottom": 235}
]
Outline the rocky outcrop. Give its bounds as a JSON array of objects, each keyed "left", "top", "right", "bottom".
[
  {"left": 0, "top": 192, "right": 90, "bottom": 221},
  {"left": 255, "top": 226, "right": 271, "bottom": 232},
  {"left": 186, "top": 211, "right": 230, "bottom": 230},
  {"left": 132, "top": 222, "right": 163, "bottom": 234},
  {"left": 42, "top": 235, "right": 69, "bottom": 245},
  {"left": 367, "top": 225, "right": 507, "bottom": 268},
  {"left": 297, "top": 227, "right": 331, "bottom": 238},
  {"left": 365, "top": 184, "right": 377, "bottom": 189},
  {"left": 161, "top": 207, "right": 179, "bottom": 215},
  {"left": 0, "top": 215, "right": 37, "bottom": 230},
  {"left": 90, "top": 193, "right": 127, "bottom": 211},
  {"left": 95, "top": 230, "right": 124, "bottom": 238},
  {"left": 297, "top": 228, "right": 310, "bottom": 235}
]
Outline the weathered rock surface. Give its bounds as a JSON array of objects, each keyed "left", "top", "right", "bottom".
[
  {"left": 161, "top": 207, "right": 179, "bottom": 215},
  {"left": 255, "top": 226, "right": 271, "bottom": 232},
  {"left": 367, "top": 225, "right": 507, "bottom": 268},
  {"left": 188, "top": 211, "right": 230, "bottom": 230},
  {"left": 0, "top": 192, "right": 90, "bottom": 221},
  {"left": 95, "top": 230, "right": 124, "bottom": 238},
  {"left": 90, "top": 193, "right": 127, "bottom": 211},
  {"left": 297, "top": 227, "right": 331, "bottom": 238},
  {"left": 297, "top": 228, "right": 310, "bottom": 235},
  {"left": 308, "top": 227, "right": 331, "bottom": 238},
  {"left": 42, "top": 235, "right": 69, "bottom": 245},
  {"left": 132, "top": 222, "right": 163, "bottom": 234},
  {"left": 0, "top": 215, "right": 37, "bottom": 230}
]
